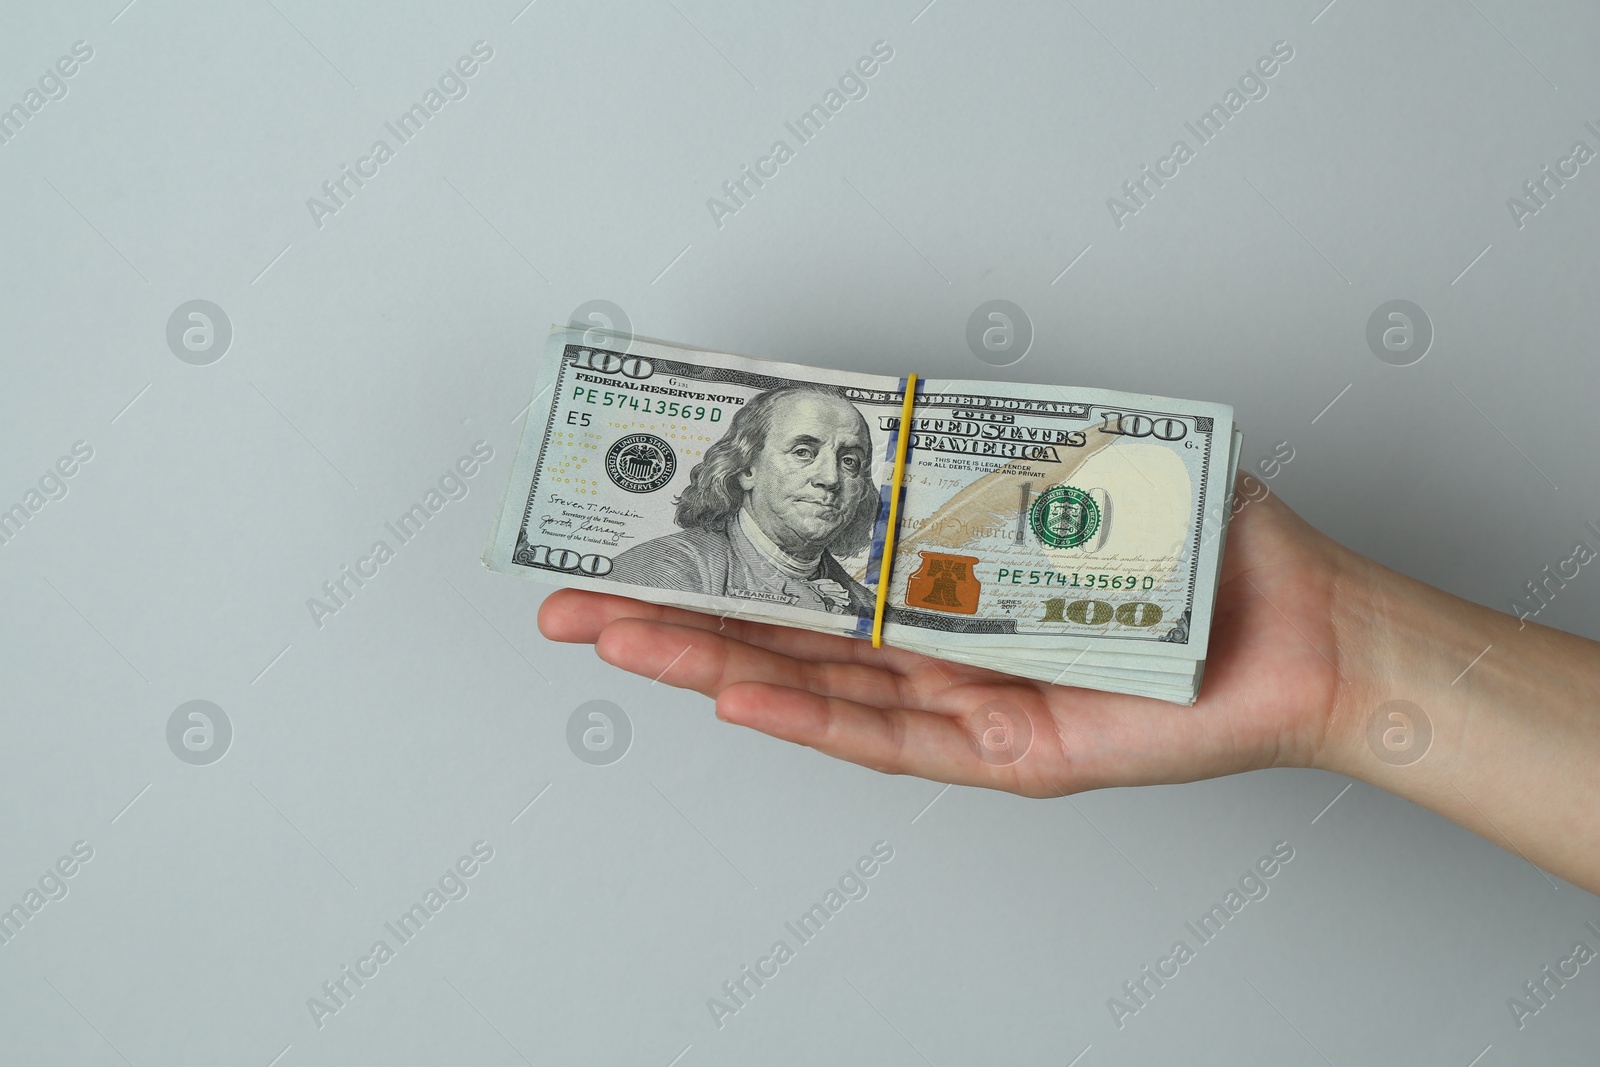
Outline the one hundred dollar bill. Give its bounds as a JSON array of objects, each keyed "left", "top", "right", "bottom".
[{"left": 485, "top": 327, "right": 1240, "bottom": 703}]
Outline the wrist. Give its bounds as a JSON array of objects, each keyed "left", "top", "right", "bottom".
[
  {"left": 1315, "top": 543, "right": 1596, "bottom": 800},
  {"left": 1276, "top": 508, "right": 1600, "bottom": 893},
  {"left": 1313, "top": 545, "right": 1486, "bottom": 782}
]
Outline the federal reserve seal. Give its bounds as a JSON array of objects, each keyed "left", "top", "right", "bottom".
[
  {"left": 605, "top": 433, "right": 676, "bottom": 493},
  {"left": 1030, "top": 485, "right": 1100, "bottom": 549}
]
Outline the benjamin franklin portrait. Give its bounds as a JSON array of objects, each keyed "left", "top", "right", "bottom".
[{"left": 608, "top": 386, "right": 881, "bottom": 616}]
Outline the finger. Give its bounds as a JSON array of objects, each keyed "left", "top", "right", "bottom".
[
  {"left": 538, "top": 589, "right": 687, "bottom": 643},
  {"left": 593, "top": 618, "right": 917, "bottom": 710},
  {"left": 540, "top": 588, "right": 940, "bottom": 675},
  {"left": 540, "top": 588, "right": 872, "bottom": 662},
  {"left": 715, "top": 681, "right": 1040, "bottom": 792}
]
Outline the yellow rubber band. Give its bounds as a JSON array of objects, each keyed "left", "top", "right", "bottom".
[{"left": 872, "top": 374, "right": 917, "bottom": 648}]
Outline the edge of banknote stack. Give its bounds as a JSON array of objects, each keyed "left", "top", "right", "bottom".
[{"left": 485, "top": 326, "right": 1243, "bottom": 705}]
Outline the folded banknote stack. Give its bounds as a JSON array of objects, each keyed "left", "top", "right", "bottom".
[{"left": 485, "top": 326, "right": 1242, "bottom": 704}]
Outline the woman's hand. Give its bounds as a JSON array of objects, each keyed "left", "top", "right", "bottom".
[
  {"left": 538, "top": 476, "right": 1367, "bottom": 796},
  {"left": 541, "top": 473, "right": 1600, "bottom": 894}
]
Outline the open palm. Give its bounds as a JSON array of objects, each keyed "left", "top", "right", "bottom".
[{"left": 538, "top": 479, "right": 1355, "bottom": 796}]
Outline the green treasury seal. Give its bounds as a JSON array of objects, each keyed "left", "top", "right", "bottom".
[{"left": 1030, "top": 485, "right": 1100, "bottom": 549}]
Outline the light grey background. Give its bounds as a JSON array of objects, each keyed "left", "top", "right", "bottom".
[{"left": 3, "top": 1, "right": 1598, "bottom": 1064}]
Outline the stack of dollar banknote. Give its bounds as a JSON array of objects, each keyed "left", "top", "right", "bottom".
[{"left": 485, "top": 327, "right": 1242, "bottom": 704}]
